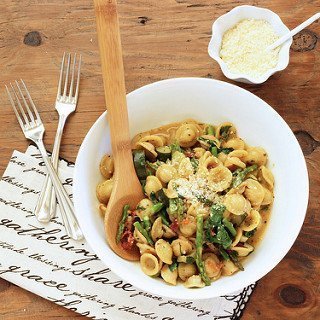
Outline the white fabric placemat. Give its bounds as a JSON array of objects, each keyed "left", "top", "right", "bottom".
[{"left": 0, "top": 145, "right": 255, "bottom": 320}]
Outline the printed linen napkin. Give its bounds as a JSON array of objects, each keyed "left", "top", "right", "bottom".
[{"left": 0, "top": 145, "right": 255, "bottom": 320}]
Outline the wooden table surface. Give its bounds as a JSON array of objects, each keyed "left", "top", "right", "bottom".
[{"left": 0, "top": 0, "right": 319, "bottom": 319}]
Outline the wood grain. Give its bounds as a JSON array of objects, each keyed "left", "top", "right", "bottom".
[{"left": 0, "top": 0, "right": 319, "bottom": 319}]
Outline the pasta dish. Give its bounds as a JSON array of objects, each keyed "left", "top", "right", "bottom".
[{"left": 96, "top": 119, "right": 274, "bottom": 287}]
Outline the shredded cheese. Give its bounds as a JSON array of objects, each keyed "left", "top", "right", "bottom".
[
  {"left": 174, "top": 175, "right": 222, "bottom": 205},
  {"left": 220, "top": 19, "right": 280, "bottom": 79}
]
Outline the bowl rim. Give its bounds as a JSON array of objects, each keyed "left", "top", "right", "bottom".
[
  {"left": 208, "top": 5, "right": 293, "bottom": 84},
  {"left": 74, "top": 77, "right": 309, "bottom": 299}
]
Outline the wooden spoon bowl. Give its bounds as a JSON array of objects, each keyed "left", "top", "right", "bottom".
[
  {"left": 104, "top": 151, "right": 143, "bottom": 261},
  {"left": 93, "top": 0, "right": 143, "bottom": 261}
]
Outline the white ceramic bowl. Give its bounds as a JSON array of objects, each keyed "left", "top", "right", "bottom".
[
  {"left": 74, "top": 78, "right": 308, "bottom": 300},
  {"left": 208, "top": 5, "right": 292, "bottom": 84}
]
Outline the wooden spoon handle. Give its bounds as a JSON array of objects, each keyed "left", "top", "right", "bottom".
[
  {"left": 93, "top": 0, "right": 131, "bottom": 158},
  {"left": 93, "top": 0, "right": 142, "bottom": 261}
]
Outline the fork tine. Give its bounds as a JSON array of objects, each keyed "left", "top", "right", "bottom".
[
  {"left": 15, "top": 80, "right": 36, "bottom": 124},
  {"left": 57, "top": 52, "right": 66, "bottom": 98},
  {"left": 10, "top": 83, "right": 29, "bottom": 125},
  {"left": 63, "top": 53, "right": 71, "bottom": 98},
  {"left": 20, "top": 79, "right": 41, "bottom": 123},
  {"left": 74, "top": 54, "right": 82, "bottom": 102},
  {"left": 68, "top": 53, "right": 77, "bottom": 100},
  {"left": 5, "top": 85, "right": 25, "bottom": 131}
]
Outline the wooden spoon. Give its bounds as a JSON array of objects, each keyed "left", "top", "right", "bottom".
[{"left": 93, "top": 0, "right": 143, "bottom": 261}]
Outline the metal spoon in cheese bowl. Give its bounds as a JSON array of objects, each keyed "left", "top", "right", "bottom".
[{"left": 92, "top": 0, "right": 143, "bottom": 261}]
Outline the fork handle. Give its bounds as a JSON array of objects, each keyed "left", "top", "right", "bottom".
[
  {"left": 49, "top": 115, "right": 67, "bottom": 216},
  {"left": 36, "top": 140, "right": 83, "bottom": 241},
  {"left": 34, "top": 115, "right": 66, "bottom": 222}
]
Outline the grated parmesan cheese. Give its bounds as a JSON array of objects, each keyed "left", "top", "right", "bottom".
[
  {"left": 220, "top": 19, "right": 280, "bottom": 79},
  {"left": 174, "top": 175, "right": 222, "bottom": 206}
]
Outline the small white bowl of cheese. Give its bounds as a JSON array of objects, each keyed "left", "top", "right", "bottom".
[{"left": 208, "top": 5, "right": 292, "bottom": 84}]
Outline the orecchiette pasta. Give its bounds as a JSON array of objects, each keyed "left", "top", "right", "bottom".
[
  {"left": 99, "top": 154, "right": 114, "bottom": 179},
  {"left": 96, "top": 179, "right": 113, "bottom": 204},
  {"left": 217, "top": 151, "right": 228, "bottom": 164},
  {"left": 140, "top": 253, "right": 162, "bottom": 276},
  {"left": 136, "top": 198, "right": 153, "bottom": 220},
  {"left": 232, "top": 243, "right": 254, "bottom": 257},
  {"left": 175, "top": 123, "right": 201, "bottom": 147},
  {"left": 198, "top": 151, "right": 216, "bottom": 167},
  {"left": 207, "top": 165, "right": 232, "bottom": 192},
  {"left": 155, "top": 239, "right": 173, "bottom": 264},
  {"left": 177, "top": 251, "right": 196, "bottom": 262},
  {"left": 224, "top": 193, "right": 251, "bottom": 215},
  {"left": 194, "top": 147, "right": 206, "bottom": 158},
  {"left": 161, "top": 264, "right": 178, "bottom": 285},
  {"left": 221, "top": 260, "right": 238, "bottom": 276},
  {"left": 258, "top": 165, "right": 274, "bottom": 189},
  {"left": 199, "top": 155, "right": 220, "bottom": 173},
  {"left": 203, "top": 253, "right": 222, "bottom": 278},
  {"left": 198, "top": 134, "right": 221, "bottom": 149},
  {"left": 215, "top": 122, "right": 236, "bottom": 140},
  {"left": 184, "top": 275, "right": 205, "bottom": 288},
  {"left": 187, "top": 204, "right": 197, "bottom": 217},
  {"left": 231, "top": 228, "right": 243, "bottom": 247},
  {"left": 151, "top": 217, "right": 164, "bottom": 242},
  {"left": 241, "top": 209, "right": 261, "bottom": 231},
  {"left": 162, "top": 225, "right": 177, "bottom": 238},
  {"left": 243, "top": 179, "right": 265, "bottom": 208},
  {"left": 178, "top": 158, "right": 194, "bottom": 178},
  {"left": 244, "top": 147, "right": 267, "bottom": 166},
  {"left": 156, "top": 164, "right": 178, "bottom": 185},
  {"left": 137, "top": 243, "right": 156, "bottom": 255},
  {"left": 178, "top": 263, "right": 197, "bottom": 281},
  {"left": 134, "top": 227, "right": 148, "bottom": 244},
  {"left": 224, "top": 150, "right": 248, "bottom": 169},
  {"left": 179, "top": 216, "right": 197, "bottom": 237},
  {"left": 240, "top": 235, "right": 249, "bottom": 243},
  {"left": 98, "top": 119, "right": 275, "bottom": 288},
  {"left": 138, "top": 134, "right": 166, "bottom": 147},
  {"left": 172, "top": 238, "right": 193, "bottom": 257},
  {"left": 136, "top": 141, "right": 158, "bottom": 160},
  {"left": 165, "top": 180, "right": 179, "bottom": 199},
  {"left": 222, "top": 137, "right": 245, "bottom": 150},
  {"left": 145, "top": 176, "right": 162, "bottom": 198},
  {"left": 171, "top": 150, "right": 186, "bottom": 165},
  {"left": 261, "top": 187, "right": 274, "bottom": 206},
  {"left": 99, "top": 203, "right": 108, "bottom": 217}
]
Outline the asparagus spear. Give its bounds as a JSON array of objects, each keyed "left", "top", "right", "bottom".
[
  {"left": 171, "top": 141, "right": 182, "bottom": 153},
  {"left": 206, "top": 125, "right": 215, "bottom": 135},
  {"left": 159, "top": 210, "right": 170, "bottom": 227},
  {"left": 150, "top": 203, "right": 164, "bottom": 214},
  {"left": 210, "top": 146, "right": 218, "bottom": 157},
  {"left": 134, "top": 221, "right": 154, "bottom": 245},
  {"left": 116, "top": 205, "right": 130, "bottom": 244},
  {"left": 169, "top": 260, "right": 178, "bottom": 272},
  {"left": 142, "top": 202, "right": 164, "bottom": 231},
  {"left": 219, "top": 125, "right": 231, "bottom": 141},
  {"left": 142, "top": 215, "right": 151, "bottom": 232},
  {"left": 232, "top": 164, "right": 258, "bottom": 188},
  {"left": 222, "top": 217, "right": 237, "bottom": 237},
  {"left": 195, "top": 215, "right": 211, "bottom": 286}
]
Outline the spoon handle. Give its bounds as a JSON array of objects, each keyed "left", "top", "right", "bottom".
[
  {"left": 268, "top": 12, "right": 320, "bottom": 50},
  {"left": 93, "top": 0, "right": 142, "bottom": 261},
  {"left": 93, "top": 0, "right": 131, "bottom": 159}
]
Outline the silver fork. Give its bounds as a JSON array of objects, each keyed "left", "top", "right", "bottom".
[
  {"left": 6, "top": 80, "right": 83, "bottom": 241},
  {"left": 35, "top": 53, "right": 81, "bottom": 222}
]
